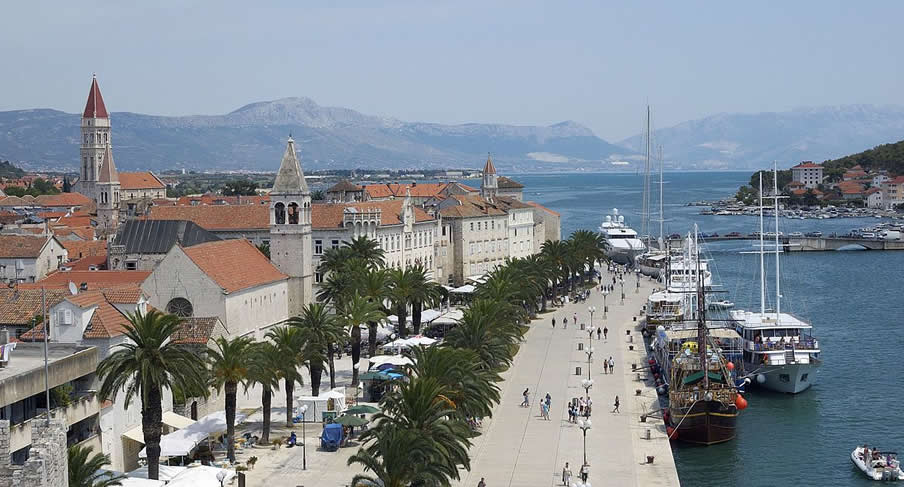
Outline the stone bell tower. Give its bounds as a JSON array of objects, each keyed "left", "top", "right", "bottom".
[
  {"left": 74, "top": 74, "right": 111, "bottom": 200},
  {"left": 269, "top": 137, "right": 313, "bottom": 316}
]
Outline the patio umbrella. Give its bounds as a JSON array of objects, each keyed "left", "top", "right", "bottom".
[
  {"left": 333, "top": 415, "right": 370, "bottom": 427},
  {"left": 345, "top": 404, "right": 380, "bottom": 414}
]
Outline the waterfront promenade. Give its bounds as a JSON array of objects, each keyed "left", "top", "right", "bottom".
[
  {"left": 240, "top": 267, "right": 679, "bottom": 486},
  {"left": 454, "top": 268, "right": 679, "bottom": 487}
]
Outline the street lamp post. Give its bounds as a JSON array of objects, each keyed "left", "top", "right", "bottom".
[
  {"left": 587, "top": 306, "right": 596, "bottom": 330},
  {"left": 583, "top": 345, "right": 594, "bottom": 380},
  {"left": 581, "top": 376, "right": 594, "bottom": 398},
  {"left": 299, "top": 404, "right": 309, "bottom": 470},
  {"left": 602, "top": 291, "right": 609, "bottom": 319},
  {"left": 578, "top": 418, "right": 593, "bottom": 480},
  {"left": 619, "top": 278, "right": 625, "bottom": 304}
]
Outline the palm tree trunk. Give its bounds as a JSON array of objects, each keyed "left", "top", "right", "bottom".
[
  {"left": 351, "top": 326, "right": 361, "bottom": 386},
  {"left": 284, "top": 379, "right": 294, "bottom": 427},
  {"left": 225, "top": 381, "right": 237, "bottom": 463},
  {"left": 412, "top": 300, "right": 423, "bottom": 335},
  {"left": 310, "top": 363, "right": 323, "bottom": 396},
  {"left": 367, "top": 321, "right": 378, "bottom": 358},
  {"left": 142, "top": 385, "right": 163, "bottom": 480},
  {"left": 261, "top": 388, "right": 272, "bottom": 444},
  {"left": 396, "top": 302, "right": 408, "bottom": 338},
  {"left": 328, "top": 348, "right": 336, "bottom": 389}
]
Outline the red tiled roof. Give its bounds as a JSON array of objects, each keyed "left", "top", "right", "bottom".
[
  {"left": 791, "top": 189, "right": 807, "bottom": 196},
  {"left": 34, "top": 193, "right": 94, "bottom": 208},
  {"left": 438, "top": 194, "right": 508, "bottom": 218},
  {"left": 147, "top": 205, "right": 268, "bottom": 230},
  {"left": 83, "top": 76, "right": 109, "bottom": 119},
  {"left": 497, "top": 176, "right": 523, "bottom": 189},
  {"left": 61, "top": 240, "right": 107, "bottom": 259},
  {"left": 363, "top": 183, "right": 451, "bottom": 199},
  {"left": 792, "top": 162, "right": 822, "bottom": 169},
  {"left": 67, "top": 255, "right": 107, "bottom": 271},
  {"left": 174, "top": 194, "right": 269, "bottom": 206},
  {"left": 0, "top": 196, "right": 30, "bottom": 207},
  {"left": 327, "top": 180, "right": 363, "bottom": 193},
  {"left": 0, "top": 288, "right": 69, "bottom": 326},
  {"left": 865, "top": 187, "right": 881, "bottom": 195},
  {"left": 311, "top": 200, "right": 435, "bottom": 229},
  {"left": 0, "top": 235, "right": 52, "bottom": 258},
  {"left": 53, "top": 226, "right": 96, "bottom": 241},
  {"left": 183, "top": 239, "right": 287, "bottom": 293},
  {"left": 525, "top": 200, "right": 561, "bottom": 217},
  {"left": 119, "top": 172, "right": 165, "bottom": 190},
  {"left": 22, "top": 270, "right": 150, "bottom": 290},
  {"left": 483, "top": 154, "right": 497, "bottom": 175},
  {"left": 172, "top": 317, "right": 221, "bottom": 345},
  {"left": 889, "top": 176, "right": 904, "bottom": 185},
  {"left": 57, "top": 215, "right": 93, "bottom": 227}
]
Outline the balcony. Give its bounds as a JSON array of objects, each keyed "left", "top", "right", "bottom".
[{"left": 8, "top": 392, "right": 100, "bottom": 452}]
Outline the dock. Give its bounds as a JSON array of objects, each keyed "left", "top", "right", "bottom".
[
  {"left": 456, "top": 270, "right": 680, "bottom": 487},
  {"left": 787, "top": 236, "right": 904, "bottom": 251}
]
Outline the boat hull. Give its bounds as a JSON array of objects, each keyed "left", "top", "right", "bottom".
[
  {"left": 669, "top": 400, "right": 737, "bottom": 445},
  {"left": 638, "top": 262, "right": 663, "bottom": 278},
  {"left": 606, "top": 247, "right": 644, "bottom": 265},
  {"left": 748, "top": 362, "right": 818, "bottom": 394}
]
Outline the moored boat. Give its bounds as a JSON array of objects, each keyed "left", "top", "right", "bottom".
[
  {"left": 600, "top": 209, "right": 646, "bottom": 265},
  {"left": 852, "top": 446, "right": 904, "bottom": 481}
]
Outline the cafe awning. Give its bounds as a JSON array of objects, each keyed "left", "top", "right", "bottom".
[{"left": 122, "top": 411, "right": 196, "bottom": 444}]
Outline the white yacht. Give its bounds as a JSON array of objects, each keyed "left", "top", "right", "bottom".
[
  {"left": 600, "top": 209, "right": 646, "bottom": 265},
  {"left": 729, "top": 165, "right": 820, "bottom": 394}
]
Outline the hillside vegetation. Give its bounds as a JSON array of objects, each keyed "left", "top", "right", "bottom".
[
  {"left": 0, "top": 160, "right": 25, "bottom": 179},
  {"left": 821, "top": 139, "right": 904, "bottom": 180}
]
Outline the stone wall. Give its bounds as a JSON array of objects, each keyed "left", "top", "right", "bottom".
[{"left": 0, "top": 419, "right": 68, "bottom": 487}]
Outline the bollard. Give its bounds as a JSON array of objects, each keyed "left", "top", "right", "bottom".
[
  {"left": 576, "top": 366, "right": 582, "bottom": 376},
  {"left": 632, "top": 363, "right": 637, "bottom": 371},
  {"left": 629, "top": 345, "right": 634, "bottom": 351},
  {"left": 635, "top": 389, "right": 642, "bottom": 396},
  {"left": 626, "top": 329, "right": 631, "bottom": 335},
  {"left": 646, "top": 456, "right": 655, "bottom": 464},
  {"left": 578, "top": 343, "right": 584, "bottom": 351},
  {"left": 629, "top": 335, "right": 634, "bottom": 343},
  {"left": 645, "top": 429, "right": 651, "bottom": 440},
  {"left": 633, "top": 316, "right": 637, "bottom": 322},
  {"left": 580, "top": 323, "right": 585, "bottom": 330}
]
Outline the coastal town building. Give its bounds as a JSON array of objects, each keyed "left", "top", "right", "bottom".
[
  {"left": 108, "top": 219, "right": 220, "bottom": 271},
  {"left": 269, "top": 137, "right": 314, "bottom": 316},
  {"left": 0, "top": 338, "right": 97, "bottom": 468},
  {"left": 791, "top": 162, "right": 824, "bottom": 189},
  {"left": 865, "top": 187, "right": 883, "bottom": 209},
  {"left": 147, "top": 205, "right": 270, "bottom": 244},
  {"left": 141, "top": 239, "right": 289, "bottom": 339},
  {"left": 0, "top": 288, "right": 69, "bottom": 339},
  {"left": 881, "top": 176, "right": 904, "bottom": 210},
  {"left": 497, "top": 176, "right": 525, "bottom": 200},
  {"left": 325, "top": 180, "right": 365, "bottom": 202},
  {"left": 437, "top": 194, "right": 509, "bottom": 285},
  {"left": 0, "top": 235, "right": 68, "bottom": 283}
]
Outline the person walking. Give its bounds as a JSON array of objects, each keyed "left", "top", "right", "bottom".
[
  {"left": 545, "top": 393, "right": 551, "bottom": 409},
  {"left": 609, "top": 356, "right": 615, "bottom": 375},
  {"left": 563, "top": 462, "right": 572, "bottom": 485},
  {"left": 573, "top": 312, "right": 577, "bottom": 325},
  {"left": 603, "top": 326, "right": 608, "bottom": 340},
  {"left": 521, "top": 388, "right": 530, "bottom": 407},
  {"left": 612, "top": 395, "right": 620, "bottom": 413},
  {"left": 563, "top": 316, "right": 568, "bottom": 327},
  {"left": 552, "top": 317, "right": 556, "bottom": 329},
  {"left": 603, "top": 358, "right": 609, "bottom": 374},
  {"left": 596, "top": 327, "right": 601, "bottom": 340},
  {"left": 478, "top": 477, "right": 486, "bottom": 487}
]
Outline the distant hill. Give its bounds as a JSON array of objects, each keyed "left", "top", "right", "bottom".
[
  {"left": 0, "top": 98, "right": 629, "bottom": 173},
  {"left": 0, "top": 160, "right": 26, "bottom": 179},
  {"left": 822, "top": 139, "right": 904, "bottom": 177},
  {"left": 619, "top": 105, "right": 904, "bottom": 170}
]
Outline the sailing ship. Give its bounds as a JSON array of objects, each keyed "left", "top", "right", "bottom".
[
  {"left": 666, "top": 258, "right": 742, "bottom": 445},
  {"left": 730, "top": 165, "right": 821, "bottom": 394}
]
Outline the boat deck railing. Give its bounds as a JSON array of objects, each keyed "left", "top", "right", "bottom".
[
  {"left": 670, "top": 387, "right": 736, "bottom": 408},
  {"left": 747, "top": 338, "right": 819, "bottom": 352}
]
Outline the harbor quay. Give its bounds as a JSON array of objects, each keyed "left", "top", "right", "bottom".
[{"left": 454, "top": 266, "right": 679, "bottom": 487}]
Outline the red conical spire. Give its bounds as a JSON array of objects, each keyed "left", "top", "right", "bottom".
[
  {"left": 83, "top": 74, "right": 109, "bottom": 119},
  {"left": 483, "top": 153, "right": 497, "bottom": 175}
]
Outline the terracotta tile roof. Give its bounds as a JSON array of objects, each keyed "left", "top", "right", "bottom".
[
  {"left": 792, "top": 162, "right": 822, "bottom": 169},
  {"left": 34, "top": 193, "right": 94, "bottom": 208},
  {"left": 483, "top": 154, "right": 497, "bottom": 175},
  {"left": 61, "top": 240, "right": 106, "bottom": 260},
  {"left": 791, "top": 189, "right": 807, "bottom": 196},
  {"left": 327, "top": 180, "right": 363, "bottom": 193},
  {"left": 66, "top": 255, "right": 108, "bottom": 271},
  {"left": 0, "top": 211, "right": 20, "bottom": 225},
  {"left": 491, "top": 196, "right": 533, "bottom": 210},
  {"left": 438, "top": 194, "right": 507, "bottom": 218},
  {"left": 183, "top": 239, "right": 287, "bottom": 293},
  {"left": 0, "top": 235, "right": 52, "bottom": 258},
  {"left": 18, "top": 287, "right": 143, "bottom": 341},
  {"left": 56, "top": 215, "right": 94, "bottom": 227},
  {"left": 888, "top": 176, "right": 904, "bottom": 185},
  {"left": 83, "top": 76, "right": 109, "bottom": 118},
  {"left": 174, "top": 194, "right": 269, "bottom": 206},
  {"left": 787, "top": 181, "right": 805, "bottom": 188},
  {"left": 363, "top": 183, "right": 450, "bottom": 199},
  {"left": 497, "top": 176, "right": 524, "bottom": 189},
  {"left": 837, "top": 181, "right": 864, "bottom": 194},
  {"left": 311, "top": 200, "right": 436, "bottom": 229},
  {"left": 53, "top": 226, "right": 96, "bottom": 241},
  {"left": 37, "top": 211, "right": 67, "bottom": 219},
  {"left": 0, "top": 196, "right": 30, "bottom": 207},
  {"left": 525, "top": 200, "right": 561, "bottom": 217},
  {"left": 0, "top": 288, "right": 69, "bottom": 326},
  {"left": 147, "top": 205, "right": 269, "bottom": 230},
  {"left": 865, "top": 187, "right": 881, "bottom": 195},
  {"left": 22, "top": 270, "right": 151, "bottom": 290},
  {"left": 172, "top": 317, "right": 221, "bottom": 345},
  {"left": 119, "top": 172, "right": 166, "bottom": 190}
]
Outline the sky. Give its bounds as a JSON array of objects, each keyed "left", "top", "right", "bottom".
[{"left": 1, "top": 1, "right": 903, "bottom": 141}]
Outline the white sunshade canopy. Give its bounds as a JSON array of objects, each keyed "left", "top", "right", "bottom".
[
  {"left": 386, "top": 309, "right": 444, "bottom": 325},
  {"left": 138, "top": 411, "right": 247, "bottom": 458},
  {"left": 451, "top": 284, "right": 475, "bottom": 294},
  {"left": 121, "top": 411, "right": 196, "bottom": 444},
  {"left": 369, "top": 355, "right": 414, "bottom": 367},
  {"left": 127, "top": 465, "right": 234, "bottom": 486},
  {"left": 386, "top": 335, "right": 437, "bottom": 349}
]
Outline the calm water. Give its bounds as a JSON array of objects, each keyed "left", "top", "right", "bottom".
[{"left": 516, "top": 171, "right": 904, "bottom": 487}]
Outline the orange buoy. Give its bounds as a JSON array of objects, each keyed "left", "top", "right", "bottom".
[
  {"left": 735, "top": 395, "right": 748, "bottom": 410},
  {"left": 726, "top": 361, "right": 735, "bottom": 371}
]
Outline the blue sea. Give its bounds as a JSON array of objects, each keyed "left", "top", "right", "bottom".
[{"left": 516, "top": 171, "right": 904, "bottom": 487}]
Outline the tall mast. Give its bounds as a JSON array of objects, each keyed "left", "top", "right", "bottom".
[
  {"left": 759, "top": 172, "right": 766, "bottom": 315},
  {"left": 696, "top": 226, "right": 708, "bottom": 390},
  {"left": 658, "top": 145, "right": 664, "bottom": 248},
  {"left": 773, "top": 161, "right": 781, "bottom": 319},
  {"left": 641, "top": 105, "right": 652, "bottom": 242}
]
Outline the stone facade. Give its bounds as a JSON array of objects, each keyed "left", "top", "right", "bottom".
[{"left": 0, "top": 419, "right": 68, "bottom": 487}]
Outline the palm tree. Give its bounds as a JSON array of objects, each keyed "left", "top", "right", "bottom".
[
  {"left": 265, "top": 326, "right": 304, "bottom": 427},
  {"left": 290, "top": 302, "right": 344, "bottom": 394},
  {"left": 387, "top": 267, "right": 415, "bottom": 338},
  {"left": 97, "top": 310, "right": 207, "bottom": 480},
  {"left": 348, "top": 426, "right": 450, "bottom": 487},
  {"left": 445, "top": 299, "right": 524, "bottom": 372},
  {"left": 244, "top": 342, "right": 281, "bottom": 444},
  {"left": 68, "top": 444, "right": 124, "bottom": 487},
  {"left": 357, "top": 268, "right": 390, "bottom": 357},
  {"left": 541, "top": 239, "right": 569, "bottom": 302},
  {"left": 407, "top": 346, "right": 501, "bottom": 420},
  {"left": 339, "top": 293, "right": 385, "bottom": 385},
  {"left": 318, "top": 245, "right": 355, "bottom": 276},
  {"left": 207, "top": 335, "right": 253, "bottom": 463},
  {"left": 346, "top": 235, "right": 386, "bottom": 269},
  {"left": 407, "top": 264, "right": 445, "bottom": 335}
]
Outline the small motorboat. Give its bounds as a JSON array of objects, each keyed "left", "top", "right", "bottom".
[
  {"left": 852, "top": 446, "right": 904, "bottom": 481},
  {"left": 708, "top": 300, "right": 734, "bottom": 310}
]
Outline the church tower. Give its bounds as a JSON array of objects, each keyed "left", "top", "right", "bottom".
[
  {"left": 95, "top": 144, "right": 121, "bottom": 236},
  {"left": 75, "top": 74, "right": 111, "bottom": 199},
  {"left": 269, "top": 136, "right": 313, "bottom": 316},
  {"left": 480, "top": 153, "right": 498, "bottom": 200}
]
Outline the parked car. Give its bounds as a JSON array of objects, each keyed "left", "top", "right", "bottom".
[
  {"left": 804, "top": 231, "right": 823, "bottom": 237},
  {"left": 726, "top": 232, "right": 742, "bottom": 237},
  {"left": 789, "top": 232, "right": 804, "bottom": 237}
]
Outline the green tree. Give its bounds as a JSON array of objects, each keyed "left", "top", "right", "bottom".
[
  {"left": 244, "top": 342, "right": 281, "bottom": 443},
  {"left": 289, "top": 303, "right": 344, "bottom": 394},
  {"left": 264, "top": 326, "right": 304, "bottom": 427},
  {"left": 356, "top": 268, "right": 390, "bottom": 357},
  {"left": 387, "top": 268, "right": 415, "bottom": 338},
  {"left": 96, "top": 310, "right": 207, "bottom": 480},
  {"left": 339, "top": 293, "right": 385, "bottom": 385},
  {"left": 407, "top": 346, "right": 501, "bottom": 420},
  {"left": 207, "top": 335, "right": 253, "bottom": 463},
  {"left": 68, "top": 444, "right": 124, "bottom": 487},
  {"left": 222, "top": 179, "right": 258, "bottom": 196},
  {"left": 407, "top": 264, "right": 445, "bottom": 335},
  {"left": 256, "top": 241, "right": 270, "bottom": 259}
]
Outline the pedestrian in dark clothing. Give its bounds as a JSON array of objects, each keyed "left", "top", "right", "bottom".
[
  {"left": 596, "top": 328, "right": 601, "bottom": 340},
  {"left": 552, "top": 318, "right": 556, "bottom": 328},
  {"left": 613, "top": 395, "right": 620, "bottom": 413},
  {"left": 603, "top": 326, "right": 608, "bottom": 340},
  {"left": 478, "top": 477, "right": 486, "bottom": 487}
]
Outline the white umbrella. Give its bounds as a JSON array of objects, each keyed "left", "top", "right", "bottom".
[
  {"left": 405, "top": 335, "right": 437, "bottom": 347},
  {"left": 369, "top": 355, "right": 413, "bottom": 367}
]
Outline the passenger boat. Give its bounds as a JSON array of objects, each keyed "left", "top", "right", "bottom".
[
  {"left": 600, "top": 209, "right": 646, "bottom": 265},
  {"left": 708, "top": 300, "right": 734, "bottom": 310},
  {"left": 852, "top": 446, "right": 904, "bottom": 481}
]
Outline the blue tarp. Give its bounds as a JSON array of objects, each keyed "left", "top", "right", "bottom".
[{"left": 321, "top": 423, "right": 343, "bottom": 450}]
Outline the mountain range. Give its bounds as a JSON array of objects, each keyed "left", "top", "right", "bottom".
[{"left": 1, "top": 99, "right": 903, "bottom": 173}]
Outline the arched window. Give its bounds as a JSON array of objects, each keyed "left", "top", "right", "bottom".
[
  {"left": 103, "top": 133, "right": 108, "bottom": 143},
  {"left": 166, "top": 297, "right": 194, "bottom": 317},
  {"left": 274, "top": 202, "right": 286, "bottom": 224},
  {"left": 90, "top": 133, "right": 95, "bottom": 143},
  {"left": 288, "top": 203, "right": 299, "bottom": 224}
]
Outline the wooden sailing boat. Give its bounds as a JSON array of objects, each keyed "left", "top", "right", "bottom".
[{"left": 667, "top": 254, "right": 741, "bottom": 445}]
